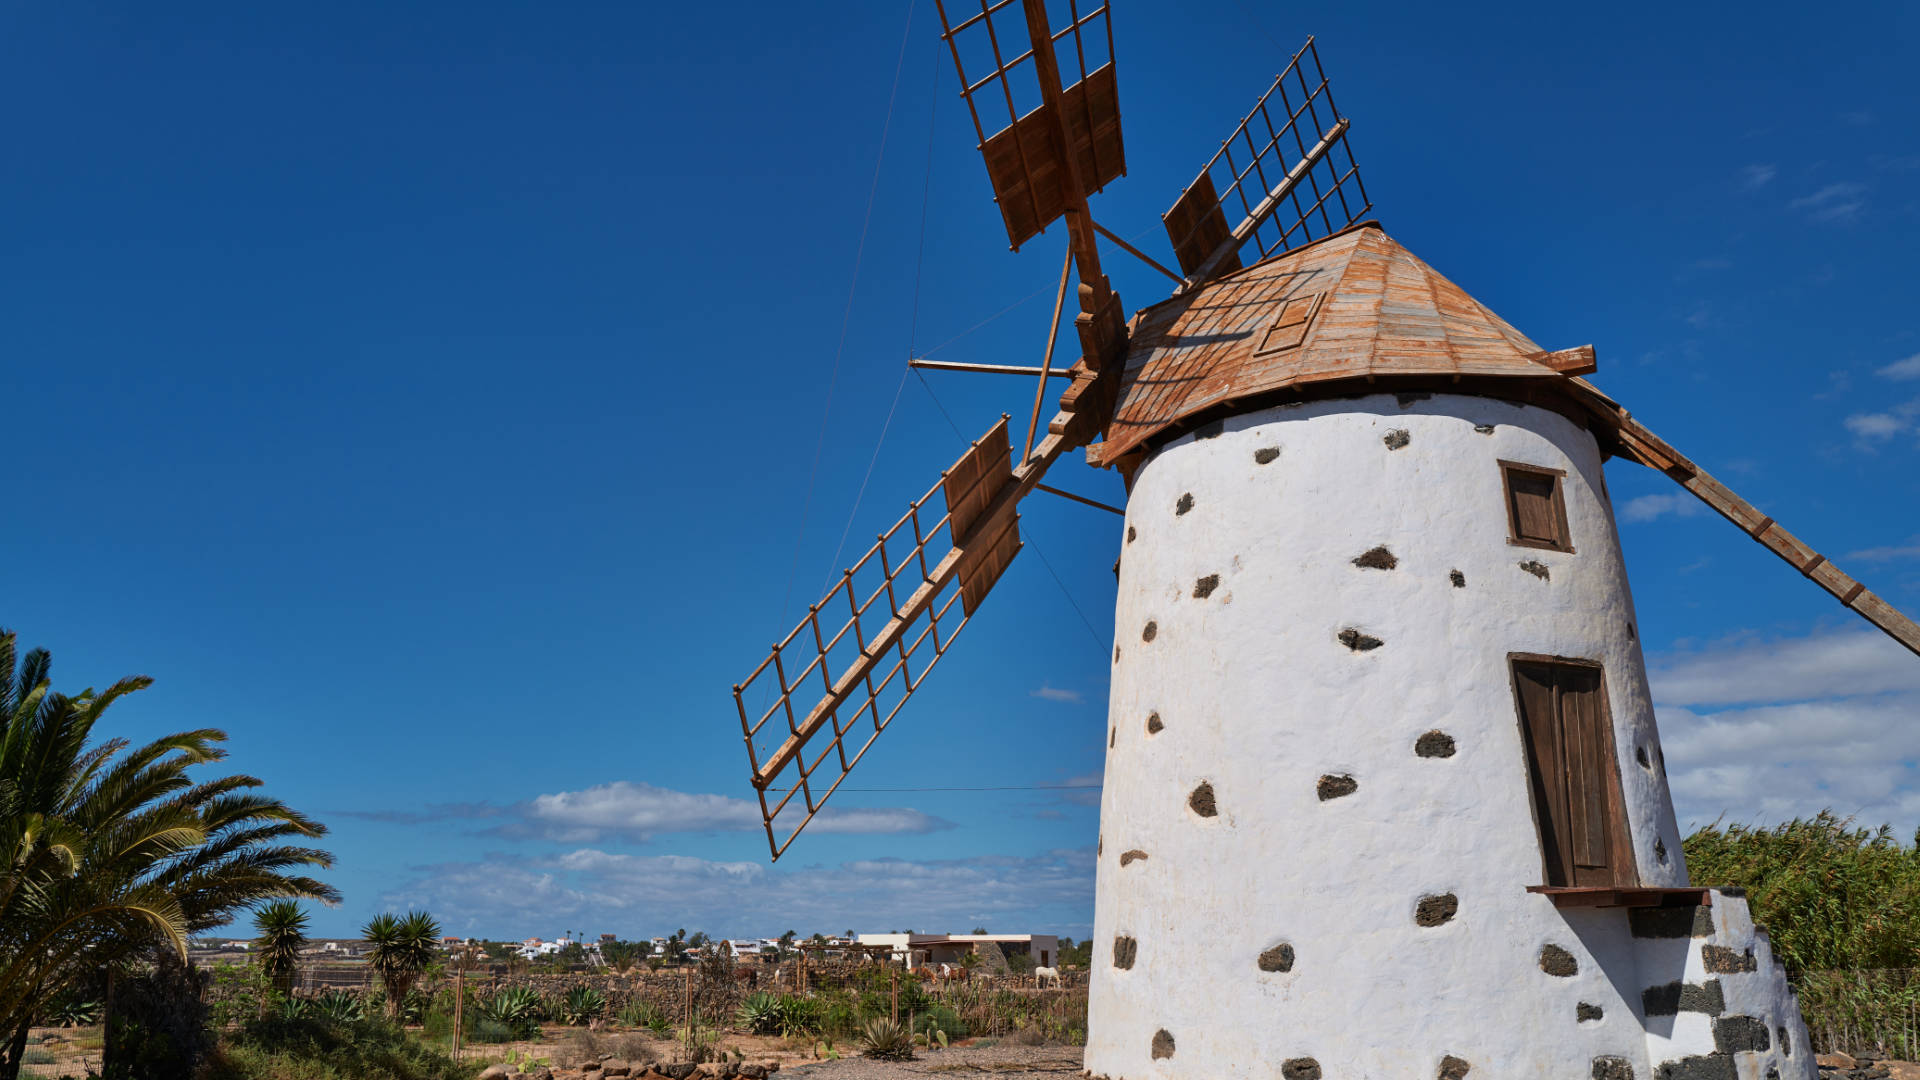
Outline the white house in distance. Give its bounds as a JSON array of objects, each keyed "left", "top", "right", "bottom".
[{"left": 857, "top": 932, "right": 1059, "bottom": 970}]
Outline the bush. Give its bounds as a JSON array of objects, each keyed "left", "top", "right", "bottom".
[
  {"left": 858, "top": 1017, "right": 913, "bottom": 1062},
  {"left": 735, "top": 992, "right": 780, "bottom": 1035},
  {"left": 616, "top": 1001, "right": 671, "bottom": 1036},
  {"left": 473, "top": 987, "right": 543, "bottom": 1040},
  {"left": 205, "top": 1015, "right": 479, "bottom": 1080},
  {"left": 555, "top": 985, "right": 607, "bottom": 1026},
  {"left": 911, "top": 1003, "right": 966, "bottom": 1041}
]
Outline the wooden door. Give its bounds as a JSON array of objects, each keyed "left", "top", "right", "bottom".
[{"left": 1511, "top": 658, "right": 1633, "bottom": 888}]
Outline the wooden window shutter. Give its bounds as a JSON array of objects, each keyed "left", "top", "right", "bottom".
[
  {"left": 1253, "top": 293, "right": 1321, "bottom": 355},
  {"left": 1500, "top": 461, "right": 1573, "bottom": 552}
]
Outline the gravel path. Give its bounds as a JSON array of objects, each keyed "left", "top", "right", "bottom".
[{"left": 778, "top": 1044, "right": 1084, "bottom": 1079}]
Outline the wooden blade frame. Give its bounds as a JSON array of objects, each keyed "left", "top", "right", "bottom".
[
  {"left": 733, "top": 418, "right": 1073, "bottom": 860},
  {"left": 937, "top": 0, "right": 1124, "bottom": 253},
  {"left": 1600, "top": 400, "right": 1920, "bottom": 657},
  {"left": 1165, "top": 37, "right": 1372, "bottom": 288}
]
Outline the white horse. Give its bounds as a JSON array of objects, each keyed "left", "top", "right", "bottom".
[{"left": 1034, "top": 965, "right": 1062, "bottom": 988}]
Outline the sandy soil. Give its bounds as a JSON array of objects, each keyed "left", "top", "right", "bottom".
[{"left": 777, "top": 1043, "right": 1084, "bottom": 1078}]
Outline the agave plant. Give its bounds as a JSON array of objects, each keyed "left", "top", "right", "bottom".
[
  {"left": 734, "top": 991, "right": 779, "bottom": 1035},
  {"left": 477, "top": 986, "right": 544, "bottom": 1039},
  {"left": 557, "top": 985, "right": 606, "bottom": 1026},
  {"left": 45, "top": 998, "right": 100, "bottom": 1027},
  {"left": 859, "top": 1017, "right": 914, "bottom": 1062},
  {"left": 775, "top": 995, "right": 821, "bottom": 1038},
  {"left": 275, "top": 995, "right": 315, "bottom": 1020},
  {"left": 313, "top": 989, "right": 366, "bottom": 1024}
]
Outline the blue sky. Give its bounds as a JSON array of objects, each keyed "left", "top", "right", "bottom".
[{"left": 5, "top": 1, "right": 1918, "bottom": 942}]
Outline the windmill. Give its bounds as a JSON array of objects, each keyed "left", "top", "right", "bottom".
[{"left": 729, "top": 5, "right": 1920, "bottom": 1077}]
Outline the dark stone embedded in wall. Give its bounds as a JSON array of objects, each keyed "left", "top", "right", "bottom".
[
  {"left": 1474, "top": 424, "right": 1496, "bottom": 435},
  {"left": 1143, "top": 621, "right": 1158, "bottom": 642},
  {"left": 1109, "top": 726, "right": 1115, "bottom": 748},
  {"left": 1255, "top": 446, "right": 1281, "bottom": 464},
  {"left": 1193, "top": 573, "right": 1220, "bottom": 598},
  {"left": 1113, "top": 936, "right": 1138, "bottom": 970},
  {"left": 1258, "top": 943, "right": 1295, "bottom": 972},
  {"left": 1416, "top": 731, "right": 1457, "bottom": 758},
  {"left": 1642, "top": 978, "right": 1725, "bottom": 1017},
  {"left": 1352, "top": 546, "right": 1398, "bottom": 570},
  {"left": 1338, "top": 628, "right": 1384, "bottom": 651},
  {"left": 1317, "top": 774, "right": 1359, "bottom": 801},
  {"left": 1396, "top": 392, "right": 1431, "bottom": 408},
  {"left": 1765, "top": 1067, "right": 1779, "bottom": 1080},
  {"left": 1702, "top": 945, "right": 1756, "bottom": 974},
  {"left": 1114, "top": 646, "right": 1121, "bottom": 664},
  {"left": 1712, "top": 1015, "right": 1770, "bottom": 1053},
  {"left": 1591, "top": 1057, "right": 1635, "bottom": 1080},
  {"left": 1189, "top": 782, "right": 1218, "bottom": 818},
  {"left": 1653, "top": 1054, "right": 1735, "bottom": 1080},
  {"left": 1151, "top": 1029, "right": 1175, "bottom": 1060},
  {"left": 1281, "top": 1059, "right": 1322, "bottom": 1080},
  {"left": 1578, "top": 1002, "right": 1604, "bottom": 1022},
  {"left": 1127, "top": 525, "right": 1136, "bottom": 543},
  {"left": 1146, "top": 712, "right": 1164, "bottom": 734},
  {"left": 1655, "top": 837, "right": 1669, "bottom": 863},
  {"left": 1540, "top": 944, "right": 1579, "bottom": 977},
  {"left": 1384, "top": 429, "right": 1411, "bottom": 450},
  {"left": 1777, "top": 1026, "right": 1790, "bottom": 1056},
  {"left": 1415, "top": 893, "right": 1459, "bottom": 927},
  {"left": 1120, "top": 849, "right": 1148, "bottom": 866},
  {"left": 1631, "top": 906, "right": 1715, "bottom": 939},
  {"left": 1098, "top": 836, "right": 1102, "bottom": 856},
  {"left": 1437, "top": 1056, "right": 1471, "bottom": 1079},
  {"left": 1449, "top": 569, "right": 1466, "bottom": 587},
  {"left": 1176, "top": 492, "right": 1194, "bottom": 516},
  {"left": 1519, "top": 560, "right": 1551, "bottom": 581},
  {"left": 1637, "top": 746, "right": 1651, "bottom": 768}
]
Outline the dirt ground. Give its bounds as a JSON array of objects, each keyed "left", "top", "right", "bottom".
[
  {"left": 778, "top": 1043, "right": 1084, "bottom": 1078},
  {"left": 20, "top": 1026, "right": 102, "bottom": 1078}
]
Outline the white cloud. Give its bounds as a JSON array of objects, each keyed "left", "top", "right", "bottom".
[
  {"left": 1790, "top": 181, "right": 1867, "bottom": 223},
  {"left": 1649, "top": 628, "right": 1920, "bottom": 707},
  {"left": 1030, "top": 684, "right": 1084, "bottom": 704},
  {"left": 1845, "top": 540, "right": 1920, "bottom": 563},
  {"left": 518, "top": 781, "right": 952, "bottom": 843},
  {"left": 1878, "top": 353, "right": 1920, "bottom": 380},
  {"left": 1650, "top": 628, "right": 1920, "bottom": 837},
  {"left": 1621, "top": 493, "right": 1703, "bottom": 523},
  {"left": 1739, "top": 164, "right": 1777, "bottom": 190},
  {"left": 1843, "top": 398, "right": 1920, "bottom": 444},
  {"left": 379, "top": 847, "right": 1096, "bottom": 939}
]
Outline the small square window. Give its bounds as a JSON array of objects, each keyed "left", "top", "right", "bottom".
[
  {"left": 1253, "top": 293, "right": 1321, "bottom": 355},
  {"left": 1501, "top": 461, "right": 1573, "bottom": 552}
]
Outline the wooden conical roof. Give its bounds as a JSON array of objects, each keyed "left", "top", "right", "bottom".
[{"left": 1091, "top": 223, "right": 1591, "bottom": 466}]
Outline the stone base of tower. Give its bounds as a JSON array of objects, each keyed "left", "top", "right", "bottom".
[{"left": 1082, "top": 888, "right": 1813, "bottom": 1080}]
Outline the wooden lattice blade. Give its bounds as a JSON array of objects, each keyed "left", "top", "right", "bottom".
[
  {"left": 732, "top": 419, "right": 1074, "bottom": 859},
  {"left": 1611, "top": 410, "right": 1920, "bottom": 658}
]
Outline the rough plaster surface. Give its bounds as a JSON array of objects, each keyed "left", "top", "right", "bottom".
[{"left": 1084, "top": 395, "right": 1809, "bottom": 1079}]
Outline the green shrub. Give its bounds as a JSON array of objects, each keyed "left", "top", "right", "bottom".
[
  {"left": 858, "top": 1017, "right": 913, "bottom": 1061},
  {"left": 774, "top": 995, "right": 822, "bottom": 1038},
  {"left": 911, "top": 1003, "right": 966, "bottom": 1041},
  {"left": 21, "top": 1049, "right": 55, "bottom": 1065},
  {"left": 315, "top": 991, "right": 368, "bottom": 1024},
  {"left": 206, "top": 1015, "right": 479, "bottom": 1080},
  {"left": 473, "top": 987, "right": 542, "bottom": 1040},
  {"left": 556, "top": 986, "right": 606, "bottom": 1026}
]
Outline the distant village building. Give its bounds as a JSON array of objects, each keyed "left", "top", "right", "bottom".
[{"left": 857, "top": 932, "right": 1058, "bottom": 971}]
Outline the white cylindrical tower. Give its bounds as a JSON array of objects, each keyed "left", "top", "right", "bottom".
[{"left": 1085, "top": 392, "right": 1809, "bottom": 1080}]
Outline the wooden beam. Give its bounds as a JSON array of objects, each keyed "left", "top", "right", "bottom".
[
  {"left": 1531, "top": 345, "right": 1598, "bottom": 376},
  {"left": 1025, "top": 245, "right": 1075, "bottom": 464},
  {"left": 1180, "top": 117, "right": 1350, "bottom": 292},
  {"left": 1610, "top": 410, "right": 1920, "bottom": 658},
  {"left": 1035, "top": 483, "right": 1124, "bottom": 516},
  {"left": 1091, "top": 220, "right": 1184, "bottom": 285},
  {"left": 909, "top": 359, "right": 1076, "bottom": 378}
]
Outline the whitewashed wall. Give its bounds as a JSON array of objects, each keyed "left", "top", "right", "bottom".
[{"left": 1084, "top": 393, "right": 1730, "bottom": 1078}]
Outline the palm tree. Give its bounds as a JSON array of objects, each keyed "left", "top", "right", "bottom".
[
  {"left": 362, "top": 910, "right": 441, "bottom": 1019},
  {"left": 0, "top": 630, "right": 338, "bottom": 1080},
  {"left": 253, "top": 900, "right": 310, "bottom": 995}
]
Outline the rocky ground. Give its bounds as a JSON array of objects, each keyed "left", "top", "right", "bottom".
[
  {"left": 1818, "top": 1052, "right": 1920, "bottom": 1079},
  {"left": 478, "top": 1044, "right": 1082, "bottom": 1080}
]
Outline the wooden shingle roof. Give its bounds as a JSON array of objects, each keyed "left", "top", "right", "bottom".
[{"left": 1090, "top": 224, "right": 1592, "bottom": 466}]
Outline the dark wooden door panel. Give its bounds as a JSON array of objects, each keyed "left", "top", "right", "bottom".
[
  {"left": 1511, "top": 657, "right": 1633, "bottom": 889},
  {"left": 1513, "top": 660, "right": 1571, "bottom": 886}
]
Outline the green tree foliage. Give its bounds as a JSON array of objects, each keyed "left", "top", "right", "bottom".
[
  {"left": 600, "top": 938, "right": 649, "bottom": 972},
  {"left": 0, "top": 629, "right": 337, "bottom": 1080},
  {"left": 253, "top": 900, "right": 310, "bottom": 994},
  {"left": 1684, "top": 812, "right": 1920, "bottom": 976},
  {"left": 361, "top": 911, "right": 442, "bottom": 1019}
]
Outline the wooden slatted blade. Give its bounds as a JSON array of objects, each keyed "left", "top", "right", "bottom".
[
  {"left": 1608, "top": 409, "right": 1920, "bottom": 658},
  {"left": 936, "top": 0, "right": 1124, "bottom": 251},
  {"left": 1166, "top": 38, "right": 1370, "bottom": 288},
  {"left": 733, "top": 417, "right": 1054, "bottom": 860}
]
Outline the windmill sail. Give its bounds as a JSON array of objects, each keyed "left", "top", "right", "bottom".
[
  {"left": 1600, "top": 405, "right": 1920, "bottom": 657},
  {"left": 734, "top": 418, "right": 1079, "bottom": 859},
  {"left": 1164, "top": 37, "right": 1371, "bottom": 289}
]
